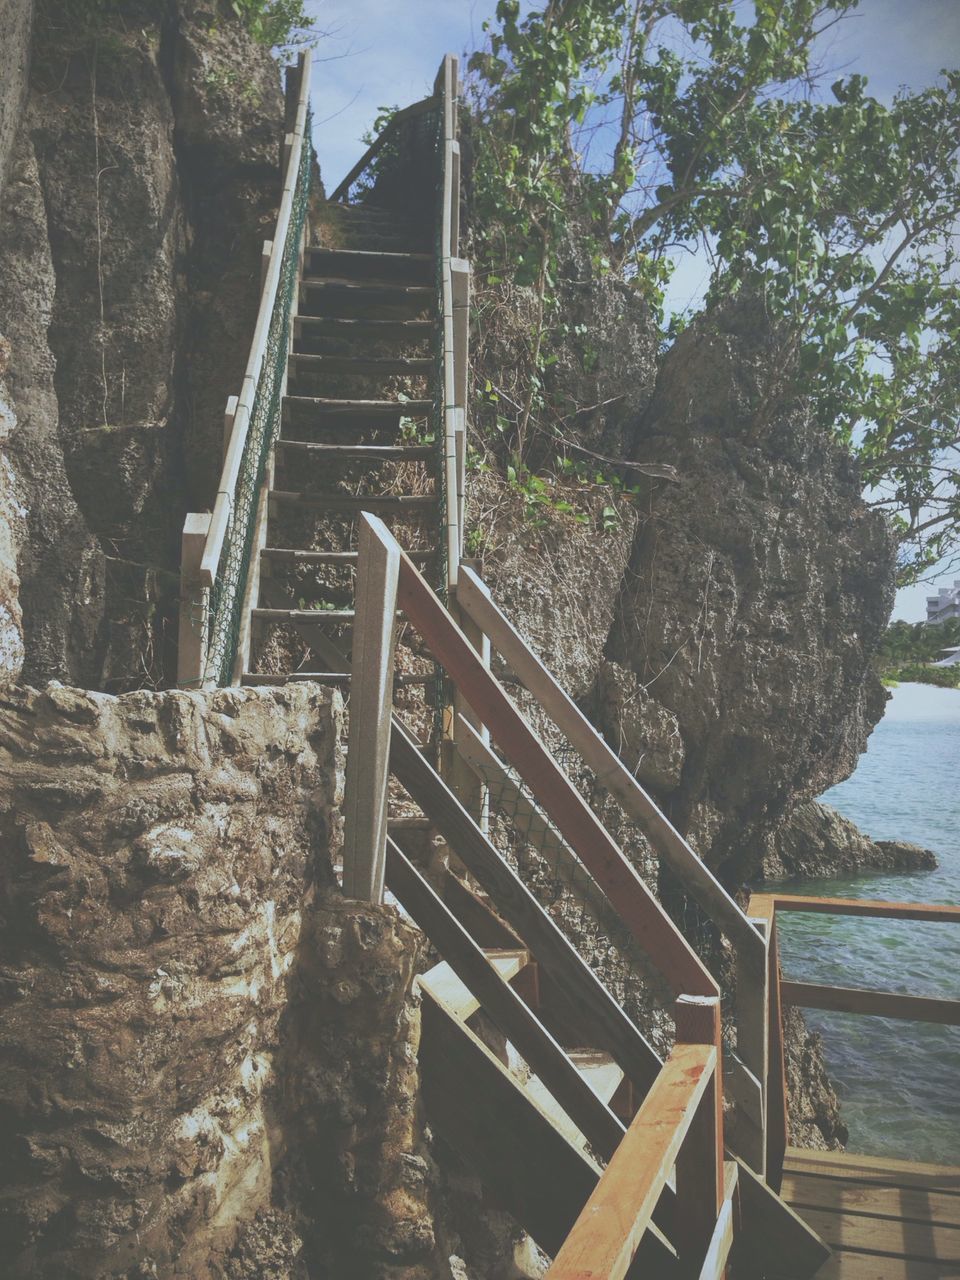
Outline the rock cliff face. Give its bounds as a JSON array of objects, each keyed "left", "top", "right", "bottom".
[{"left": 0, "top": 0, "right": 284, "bottom": 692}]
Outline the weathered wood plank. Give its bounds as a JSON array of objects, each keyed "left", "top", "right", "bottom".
[
  {"left": 766, "top": 917, "right": 789, "bottom": 1190},
  {"left": 341, "top": 514, "right": 399, "bottom": 901},
  {"left": 546, "top": 1044, "right": 716, "bottom": 1280},
  {"left": 812, "top": 1250, "right": 954, "bottom": 1279},
  {"left": 396, "top": 554, "right": 717, "bottom": 999},
  {"left": 455, "top": 718, "right": 651, "bottom": 964},
  {"left": 389, "top": 717, "right": 664, "bottom": 1094},
  {"left": 781, "top": 980, "right": 960, "bottom": 1025},
  {"left": 420, "top": 993, "right": 681, "bottom": 1274},
  {"left": 783, "top": 1147, "right": 960, "bottom": 1192},
  {"left": 386, "top": 838, "right": 627, "bottom": 1160},
  {"left": 674, "top": 995, "right": 724, "bottom": 1273},
  {"left": 782, "top": 1172, "right": 960, "bottom": 1227},
  {"left": 797, "top": 1205, "right": 960, "bottom": 1265},
  {"left": 733, "top": 1156, "right": 831, "bottom": 1279},
  {"left": 697, "top": 1163, "right": 739, "bottom": 1280},
  {"left": 418, "top": 950, "right": 529, "bottom": 1021},
  {"left": 757, "top": 894, "right": 960, "bottom": 924},
  {"left": 456, "top": 563, "right": 762, "bottom": 967}
]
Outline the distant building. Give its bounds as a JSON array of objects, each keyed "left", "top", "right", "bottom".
[
  {"left": 933, "top": 646, "right": 960, "bottom": 668},
  {"left": 926, "top": 580, "right": 960, "bottom": 624}
]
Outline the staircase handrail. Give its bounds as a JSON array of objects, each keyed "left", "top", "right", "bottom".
[
  {"left": 327, "top": 93, "right": 440, "bottom": 204},
  {"left": 178, "top": 49, "right": 313, "bottom": 688}
]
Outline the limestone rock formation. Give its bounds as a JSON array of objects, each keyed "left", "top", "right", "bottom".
[
  {"left": 766, "top": 800, "right": 938, "bottom": 880},
  {"left": 606, "top": 300, "right": 896, "bottom": 881},
  {"left": 0, "top": 0, "right": 285, "bottom": 692},
  {"left": 0, "top": 682, "right": 343, "bottom": 1278}
]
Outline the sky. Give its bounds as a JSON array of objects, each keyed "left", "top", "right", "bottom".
[{"left": 304, "top": 0, "right": 960, "bottom": 622}]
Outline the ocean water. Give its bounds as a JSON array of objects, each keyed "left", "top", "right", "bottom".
[{"left": 770, "top": 683, "right": 960, "bottom": 1165}]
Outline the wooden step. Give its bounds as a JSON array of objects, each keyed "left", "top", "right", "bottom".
[
  {"left": 260, "top": 546, "right": 435, "bottom": 566},
  {"left": 418, "top": 949, "right": 531, "bottom": 1022},
  {"left": 251, "top": 607, "right": 358, "bottom": 624},
  {"left": 300, "top": 276, "right": 434, "bottom": 297},
  {"left": 268, "top": 491, "right": 438, "bottom": 515},
  {"left": 288, "top": 353, "right": 434, "bottom": 376},
  {"left": 283, "top": 396, "right": 432, "bottom": 416},
  {"left": 418, "top": 992, "right": 679, "bottom": 1271},
  {"left": 241, "top": 671, "right": 433, "bottom": 687},
  {"left": 294, "top": 315, "right": 432, "bottom": 337},
  {"left": 525, "top": 1050, "right": 625, "bottom": 1152},
  {"left": 275, "top": 441, "right": 434, "bottom": 461},
  {"left": 305, "top": 247, "right": 433, "bottom": 282}
]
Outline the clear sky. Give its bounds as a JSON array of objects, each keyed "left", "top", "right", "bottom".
[{"left": 305, "top": 0, "right": 960, "bottom": 622}]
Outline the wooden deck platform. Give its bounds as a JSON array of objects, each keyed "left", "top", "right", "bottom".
[{"left": 782, "top": 1147, "right": 960, "bottom": 1278}]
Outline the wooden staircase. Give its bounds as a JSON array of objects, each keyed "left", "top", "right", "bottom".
[
  {"left": 240, "top": 202, "right": 443, "bottom": 690},
  {"left": 179, "top": 50, "right": 960, "bottom": 1280}
]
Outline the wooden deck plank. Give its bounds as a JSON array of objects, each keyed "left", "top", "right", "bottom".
[
  {"left": 783, "top": 1172, "right": 960, "bottom": 1228},
  {"left": 798, "top": 1206, "right": 960, "bottom": 1266},
  {"left": 784, "top": 1149, "right": 960, "bottom": 1193},
  {"left": 809, "top": 1251, "right": 960, "bottom": 1278}
]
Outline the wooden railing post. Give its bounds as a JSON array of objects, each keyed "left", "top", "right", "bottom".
[
  {"left": 178, "top": 512, "right": 211, "bottom": 689},
  {"left": 675, "top": 994, "right": 724, "bottom": 1277},
  {"left": 734, "top": 906, "right": 770, "bottom": 1176},
  {"left": 341, "top": 514, "right": 401, "bottom": 902},
  {"left": 765, "top": 913, "right": 789, "bottom": 1190}
]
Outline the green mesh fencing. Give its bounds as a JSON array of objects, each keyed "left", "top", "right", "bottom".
[{"left": 203, "top": 111, "right": 313, "bottom": 687}]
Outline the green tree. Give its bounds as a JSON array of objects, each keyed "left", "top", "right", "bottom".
[{"left": 469, "top": 0, "right": 960, "bottom": 579}]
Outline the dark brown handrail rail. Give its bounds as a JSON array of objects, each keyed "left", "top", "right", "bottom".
[{"left": 328, "top": 93, "right": 440, "bottom": 203}]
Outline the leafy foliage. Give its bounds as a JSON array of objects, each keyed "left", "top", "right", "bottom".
[{"left": 468, "top": 0, "right": 960, "bottom": 578}]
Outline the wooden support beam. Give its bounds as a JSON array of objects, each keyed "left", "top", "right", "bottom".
[
  {"left": 178, "top": 512, "right": 211, "bottom": 689},
  {"left": 455, "top": 564, "right": 761, "bottom": 967},
  {"left": 766, "top": 917, "right": 788, "bottom": 1191},
  {"left": 675, "top": 995, "right": 724, "bottom": 1277},
  {"left": 732, "top": 1157, "right": 831, "bottom": 1279},
  {"left": 389, "top": 717, "right": 664, "bottom": 1094},
  {"left": 757, "top": 894, "right": 960, "bottom": 924},
  {"left": 697, "top": 1163, "right": 739, "bottom": 1280},
  {"left": 395, "top": 554, "right": 717, "bottom": 999},
  {"left": 341, "top": 514, "right": 400, "bottom": 901},
  {"left": 222, "top": 394, "right": 239, "bottom": 458},
  {"left": 455, "top": 718, "right": 658, "bottom": 979},
  {"left": 385, "top": 837, "right": 627, "bottom": 1160},
  {"left": 734, "top": 906, "right": 769, "bottom": 1175},
  {"left": 546, "top": 1043, "right": 717, "bottom": 1280},
  {"left": 780, "top": 980, "right": 960, "bottom": 1025},
  {"left": 419, "top": 990, "right": 601, "bottom": 1258}
]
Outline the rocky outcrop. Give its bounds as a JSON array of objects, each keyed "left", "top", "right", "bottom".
[
  {"left": 0, "top": 0, "right": 285, "bottom": 692},
  {"left": 765, "top": 800, "right": 938, "bottom": 880},
  {"left": 0, "top": 0, "right": 32, "bottom": 201},
  {"left": 605, "top": 300, "right": 896, "bottom": 881},
  {"left": 0, "top": 681, "right": 343, "bottom": 1277}
]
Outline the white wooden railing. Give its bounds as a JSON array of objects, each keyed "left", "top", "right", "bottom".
[{"left": 178, "top": 49, "right": 312, "bottom": 689}]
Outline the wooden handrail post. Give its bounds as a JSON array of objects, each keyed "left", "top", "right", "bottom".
[
  {"left": 448, "top": 562, "right": 491, "bottom": 830},
  {"left": 734, "top": 908, "right": 770, "bottom": 1176},
  {"left": 178, "top": 512, "right": 211, "bottom": 688},
  {"left": 765, "top": 914, "right": 788, "bottom": 1190},
  {"left": 675, "top": 994, "right": 724, "bottom": 1277},
  {"left": 341, "top": 514, "right": 401, "bottom": 902}
]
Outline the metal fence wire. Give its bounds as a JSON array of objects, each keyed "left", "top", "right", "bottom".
[{"left": 203, "top": 110, "right": 313, "bottom": 687}]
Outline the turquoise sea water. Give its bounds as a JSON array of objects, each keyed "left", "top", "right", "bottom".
[{"left": 771, "top": 683, "right": 960, "bottom": 1165}]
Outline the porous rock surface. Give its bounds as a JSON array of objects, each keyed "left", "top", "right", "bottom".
[
  {"left": 765, "top": 799, "right": 938, "bottom": 880},
  {"left": 0, "top": 681, "right": 342, "bottom": 1278},
  {"left": 0, "top": 0, "right": 285, "bottom": 692},
  {"left": 607, "top": 300, "right": 896, "bottom": 882}
]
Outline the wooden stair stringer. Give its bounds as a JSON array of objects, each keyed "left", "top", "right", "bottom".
[{"left": 418, "top": 990, "right": 680, "bottom": 1274}]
